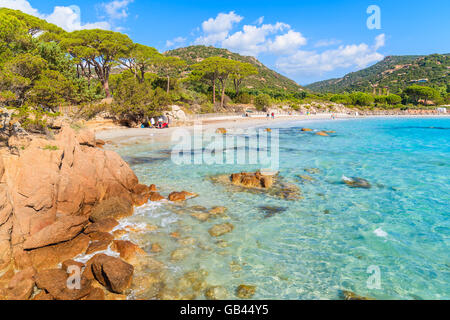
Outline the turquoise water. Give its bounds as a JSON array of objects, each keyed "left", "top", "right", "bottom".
[{"left": 114, "top": 117, "right": 450, "bottom": 300}]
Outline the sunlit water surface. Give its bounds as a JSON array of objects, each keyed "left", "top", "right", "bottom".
[{"left": 112, "top": 117, "right": 450, "bottom": 300}]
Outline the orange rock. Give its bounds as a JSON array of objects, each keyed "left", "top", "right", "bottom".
[
  {"left": 86, "top": 240, "right": 111, "bottom": 255},
  {"left": 29, "top": 233, "right": 90, "bottom": 271},
  {"left": 151, "top": 243, "right": 162, "bottom": 253},
  {"left": 170, "top": 232, "right": 180, "bottom": 239},
  {"left": 315, "top": 131, "right": 329, "bottom": 136},
  {"left": 90, "top": 254, "right": 134, "bottom": 294},
  {"left": 89, "top": 197, "right": 134, "bottom": 222},
  {"left": 149, "top": 184, "right": 157, "bottom": 192},
  {"left": 301, "top": 128, "right": 313, "bottom": 132},
  {"left": 111, "top": 240, "right": 146, "bottom": 262},
  {"left": 84, "top": 218, "right": 119, "bottom": 234},
  {"left": 149, "top": 192, "right": 165, "bottom": 202},
  {"left": 88, "top": 231, "right": 114, "bottom": 242}
]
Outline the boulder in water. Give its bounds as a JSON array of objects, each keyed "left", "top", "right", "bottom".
[
  {"left": 342, "top": 176, "right": 371, "bottom": 189},
  {"left": 236, "top": 285, "right": 256, "bottom": 299}
]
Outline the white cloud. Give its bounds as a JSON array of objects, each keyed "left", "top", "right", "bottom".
[
  {"left": 374, "top": 33, "right": 385, "bottom": 50},
  {"left": 222, "top": 22, "right": 290, "bottom": 56},
  {"left": 166, "top": 36, "right": 187, "bottom": 48},
  {"left": 276, "top": 34, "right": 386, "bottom": 75},
  {"left": 0, "top": 0, "right": 39, "bottom": 15},
  {"left": 314, "top": 39, "right": 342, "bottom": 48},
  {"left": 0, "top": 0, "right": 111, "bottom": 31},
  {"left": 46, "top": 6, "right": 110, "bottom": 31},
  {"left": 268, "top": 30, "right": 306, "bottom": 55},
  {"left": 195, "top": 11, "right": 243, "bottom": 45},
  {"left": 255, "top": 16, "right": 264, "bottom": 25},
  {"left": 100, "top": 0, "right": 133, "bottom": 20}
]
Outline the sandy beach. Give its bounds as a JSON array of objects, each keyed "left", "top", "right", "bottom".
[{"left": 95, "top": 113, "right": 449, "bottom": 145}]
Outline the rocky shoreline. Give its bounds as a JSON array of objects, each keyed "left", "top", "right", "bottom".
[{"left": 0, "top": 125, "right": 198, "bottom": 300}]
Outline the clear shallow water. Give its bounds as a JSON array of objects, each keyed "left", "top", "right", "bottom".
[{"left": 113, "top": 117, "right": 450, "bottom": 300}]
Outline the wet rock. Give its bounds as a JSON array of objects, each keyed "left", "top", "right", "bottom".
[
  {"left": 171, "top": 247, "right": 193, "bottom": 261},
  {"left": 216, "top": 128, "right": 227, "bottom": 134},
  {"left": 229, "top": 261, "right": 242, "bottom": 272},
  {"left": 216, "top": 240, "right": 230, "bottom": 248},
  {"left": 209, "top": 206, "right": 227, "bottom": 215},
  {"left": 168, "top": 191, "right": 197, "bottom": 202},
  {"left": 35, "top": 269, "right": 93, "bottom": 300},
  {"left": 315, "top": 131, "right": 329, "bottom": 136},
  {"left": 304, "top": 168, "right": 320, "bottom": 174},
  {"left": 297, "top": 174, "right": 315, "bottom": 182},
  {"left": 230, "top": 171, "right": 274, "bottom": 189},
  {"left": 62, "top": 259, "right": 85, "bottom": 272},
  {"left": 191, "top": 212, "right": 210, "bottom": 222},
  {"left": 205, "top": 286, "right": 228, "bottom": 300},
  {"left": 258, "top": 206, "right": 287, "bottom": 218},
  {"left": 84, "top": 218, "right": 119, "bottom": 234},
  {"left": 209, "top": 223, "right": 234, "bottom": 237},
  {"left": 178, "top": 237, "right": 196, "bottom": 246},
  {"left": 87, "top": 231, "right": 114, "bottom": 242},
  {"left": 32, "top": 291, "right": 54, "bottom": 300},
  {"left": 341, "top": 290, "right": 374, "bottom": 300},
  {"left": 342, "top": 176, "right": 372, "bottom": 189},
  {"left": 301, "top": 128, "right": 313, "bottom": 132},
  {"left": 151, "top": 243, "right": 162, "bottom": 253},
  {"left": 82, "top": 287, "right": 105, "bottom": 300},
  {"left": 170, "top": 232, "right": 181, "bottom": 239},
  {"left": 149, "top": 184, "right": 157, "bottom": 192},
  {"left": 236, "top": 285, "right": 256, "bottom": 299},
  {"left": 95, "top": 139, "right": 106, "bottom": 148},
  {"left": 111, "top": 240, "right": 146, "bottom": 263},
  {"left": 89, "top": 197, "right": 134, "bottom": 222},
  {"left": 86, "top": 240, "right": 111, "bottom": 255},
  {"left": 177, "top": 270, "right": 208, "bottom": 295},
  {"left": 149, "top": 192, "right": 165, "bottom": 202},
  {"left": 90, "top": 254, "right": 134, "bottom": 294}
]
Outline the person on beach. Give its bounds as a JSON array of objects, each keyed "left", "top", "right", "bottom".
[
  {"left": 271, "top": 112, "right": 275, "bottom": 119},
  {"left": 266, "top": 113, "right": 270, "bottom": 119},
  {"left": 150, "top": 117, "right": 155, "bottom": 128},
  {"left": 158, "top": 117, "right": 163, "bottom": 128}
]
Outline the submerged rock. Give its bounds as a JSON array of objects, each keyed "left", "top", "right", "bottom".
[
  {"left": 342, "top": 176, "right": 372, "bottom": 189},
  {"left": 168, "top": 191, "right": 197, "bottom": 202},
  {"left": 236, "top": 285, "right": 256, "bottom": 299},
  {"left": 191, "top": 212, "right": 210, "bottom": 222},
  {"left": 304, "top": 168, "right": 321, "bottom": 174},
  {"left": 170, "top": 247, "right": 193, "bottom": 261},
  {"left": 205, "top": 286, "right": 228, "bottom": 300},
  {"left": 209, "top": 206, "right": 227, "bottom": 215},
  {"left": 341, "top": 290, "right": 374, "bottom": 300},
  {"left": 209, "top": 223, "right": 234, "bottom": 237},
  {"left": 258, "top": 206, "right": 288, "bottom": 218},
  {"left": 315, "top": 131, "right": 329, "bottom": 136},
  {"left": 297, "top": 174, "right": 315, "bottom": 182}
]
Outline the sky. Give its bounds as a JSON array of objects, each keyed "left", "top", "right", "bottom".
[{"left": 1, "top": 0, "right": 449, "bottom": 85}]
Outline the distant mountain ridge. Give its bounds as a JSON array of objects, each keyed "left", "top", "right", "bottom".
[
  {"left": 306, "top": 53, "right": 450, "bottom": 94},
  {"left": 165, "top": 45, "right": 304, "bottom": 92}
]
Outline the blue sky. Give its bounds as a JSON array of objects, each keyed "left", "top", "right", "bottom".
[{"left": 1, "top": 0, "right": 449, "bottom": 85}]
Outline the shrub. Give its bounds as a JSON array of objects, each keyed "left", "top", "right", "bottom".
[
  {"left": 254, "top": 94, "right": 272, "bottom": 111},
  {"left": 235, "top": 92, "right": 252, "bottom": 104}
]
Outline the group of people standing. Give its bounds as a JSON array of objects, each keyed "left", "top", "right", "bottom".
[{"left": 141, "top": 115, "right": 170, "bottom": 129}]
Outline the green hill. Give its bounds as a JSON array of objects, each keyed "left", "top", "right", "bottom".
[
  {"left": 306, "top": 53, "right": 450, "bottom": 94},
  {"left": 165, "top": 45, "right": 304, "bottom": 92}
]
